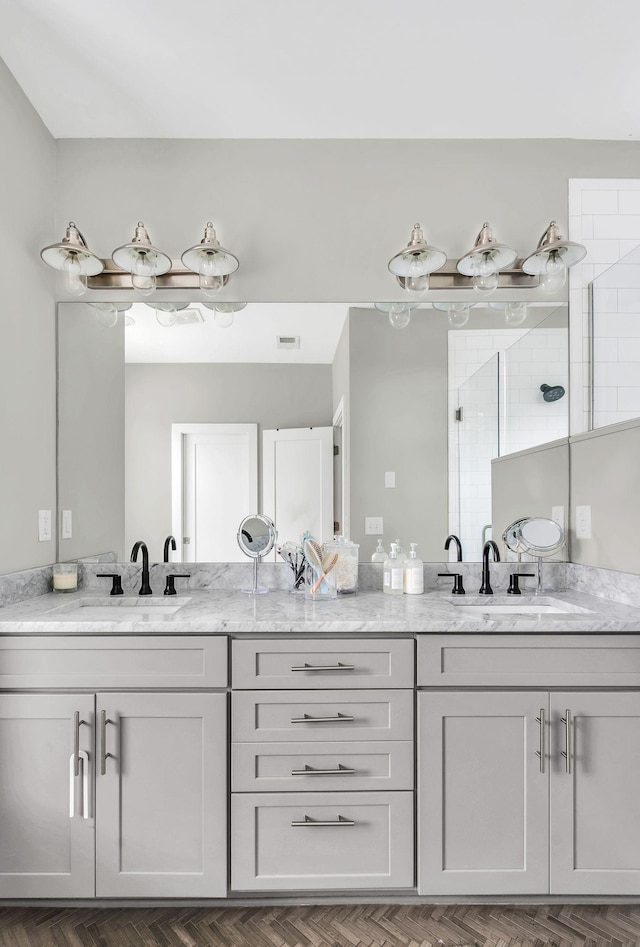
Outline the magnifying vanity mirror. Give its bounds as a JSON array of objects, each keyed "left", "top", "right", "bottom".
[
  {"left": 237, "top": 514, "right": 277, "bottom": 594},
  {"left": 53, "top": 300, "right": 569, "bottom": 571},
  {"left": 503, "top": 515, "right": 566, "bottom": 592}
]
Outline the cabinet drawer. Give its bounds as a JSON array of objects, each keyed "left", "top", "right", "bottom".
[
  {"left": 231, "top": 791, "right": 414, "bottom": 891},
  {"left": 232, "top": 638, "right": 413, "bottom": 689},
  {"left": 0, "top": 636, "right": 227, "bottom": 689},
  {"left": 232, "top": 689, "right": 413, "bottom": 743},
  {"left": 418, "top": 634, "right": 640, "bottom": 687},
  {"left": 232, "top": 740, "right": 414, "bottom": 792}
]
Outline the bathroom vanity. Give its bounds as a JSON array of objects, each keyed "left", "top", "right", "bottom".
[{"left": 1, "top": 587, "right": 639, "bottom": 903}]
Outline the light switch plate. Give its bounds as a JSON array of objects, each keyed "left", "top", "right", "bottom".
[
  {"left": 61, "top": 509, "right": 73, "bottom": 540},
  {"left": 384, "top": 471, "right": 395, "bottom": 488},
  {"left": 38, "top": 509, "right": 52, "bottom": 542},
  {"left": 365, "top": 516, "right": 384, "bottom": 535},
  {"left": 575, "top": 505, "right": 592, "bottom": 539}
]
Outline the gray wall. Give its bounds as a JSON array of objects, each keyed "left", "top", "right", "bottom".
[
  {"left": 125, "top": 363, "right": 332, "bottom": 560},
  {"left": 349, "top": 308, "right": 448, "bottom": 561},
  {"left": 569, "top": 420, "right": 640, "bottom": 573},
  {"left": 0, "top": 59, "right": 56, "bottom": 574},
  {"left": 491, "top": 439, "right": 570, "bottom": 560},
  {"left": 58, "top": 304, "right": 124, "bottom": 560}
]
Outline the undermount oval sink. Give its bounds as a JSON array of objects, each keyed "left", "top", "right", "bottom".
[
  {"left": 48, "top": 597, "right": 190, "bottom": 619},
  {"left": 451, "top": 602, "right": 589, "bottom": 617}
]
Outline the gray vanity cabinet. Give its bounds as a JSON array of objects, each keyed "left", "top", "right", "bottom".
[
  {"left": 96, "top": 692, "right": 227, "bottom": 897},
  {"left": 550, "top": 691, "right": 640, "bottom": 895},
  {"left": 0, "top": 694, "right": 95, "bottom": 898},
  {"left": 418, "top": 691, "right": 549, "bottom": 896}
]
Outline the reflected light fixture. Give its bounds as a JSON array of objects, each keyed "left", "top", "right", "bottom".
[
  {"left": 146, "top": 301, "right": 190, "bottom": 328},
  {"left": 522, "top": 220, "right": 587, "bottom": 294},
  {"left": 112, "top": 222, "right": 172, "bottom": 296},
  {"left": 388, "top": 223, "right": 447, "bottom": 298},
  {"left": 89, "top": 301, "right": 132, "bottom": 328},
  {"left": 374, "top": 302, "right": 415, "bottom": 329},
  {"left": 489, "top": 301, "right": 528, "bottom": 326},
  {"left": 40, "top": 222, "right": 104, "bottom": 297},
  {"left": 457, "top": 223, "right": 517, "bottom": 298},
  {"left": 182, "top": 223, "right": 240, "bottom": 298},
  {"left": 433, "top": 302, "right": 471, "bottom": 328},
  {"left": 202, "top": 301, "right": 247, "bottom": 328}
]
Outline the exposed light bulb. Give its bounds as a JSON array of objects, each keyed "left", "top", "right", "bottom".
[
  {"left": 539, "top": 249, "right": 568, "bottom": 294},
  {"left": 388, "top": 305, "right": 411, "bottom": 330},
  {"left": 130, "top": 250, "right": 156, "bottom": 295},
  {"left": 214, "top": 310, "right": 234, "bottom": 328},
  {"left": 404, "top": 274, "right": 429, "bottom": 297},
  {"left": 504, "top": 302, "right": 527, "bottom": 326},
  {"left": 197, "top": 252, "right": 225, "bottom": 298},
  {"left": 472, "top": 252, "right": 498, "bottom": 297},
  {"left": 155, "top": 307, "right": 176, "bottom": 327},
  {"left": 61, "top": 253, "right": 87, "bottom": 297},
  {"left": 447, "top": 304, "right": 470, "bottom": 329}
]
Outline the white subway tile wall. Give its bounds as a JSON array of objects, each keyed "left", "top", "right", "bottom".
[{"left": 569, "top": 179, "right": 640, "bottom": 432}]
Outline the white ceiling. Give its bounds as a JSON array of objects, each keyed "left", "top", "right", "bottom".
[{"left": 2, "top": 0, "right": 639, "bottom": 140}]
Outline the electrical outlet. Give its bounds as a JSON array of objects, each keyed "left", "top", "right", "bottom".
[
  {"left": 575, "top": 505, "right": 592, "bottom": 540},
  {"left": 38, "top": 509, "right": 52, "bottom": 542},
  {"left": 61, "top": 509, "right": 73, "bottom": 540},
  {"left": 365, "top": 516, "right": 384, "bottom": 535},
  {"left": 384, "top": 471, "right": 396, "bottom": 488}
]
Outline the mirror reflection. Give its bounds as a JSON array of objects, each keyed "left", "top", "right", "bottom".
[{"left": 56, "top": 300, "right": 568, "bottom": 564}]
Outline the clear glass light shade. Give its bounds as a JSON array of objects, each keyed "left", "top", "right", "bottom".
[
  {"left": 402, "top": 274, "right": 429, "bottom": 297},
  {"left": 472, "top": 261, "right": 499, "bottom": 297},
  {"left": 447, "top": 304, "right": 470, "bottom": 328},
  {"left": 89, "top": 301, "right": 132, "bottom": 329},
  {"left": 132, "top": 274, "right": 156, "bottom": 296},
  {"left": 504, "top": 302, "right": 528, "bottom": 326},
  {"left": 388, "top": 305, "right": 411, "bottom": 329},
  {"left": 61, "top": 255, "right": 87, "bottom": 296},
  {"left": 539, "top": 250, "right": 568, "bottom": 293},
  {"left": 214, "top": 310, "right": 234, "bottom": 328},
  {"left": 112, "top": 224, "right": 172, "bottom": 296}
]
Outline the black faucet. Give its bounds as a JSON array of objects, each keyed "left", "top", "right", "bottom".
[
  {"left": 163, "top": 535, "right": 177, "bottom": 563},
  {"left": 444, "top": 534, "right": 463, "bottom": 562},
  {"left": 130, "top": 541, "right": 152, "bottom": 595},
  {"left": 479, "top": 540, "right": 500, "bottom": 594}
]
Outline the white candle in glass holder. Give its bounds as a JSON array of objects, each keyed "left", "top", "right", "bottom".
[{"left": 53, "top": 564, "right": 78, "bottom": 591}]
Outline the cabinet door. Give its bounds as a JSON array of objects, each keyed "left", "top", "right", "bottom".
[
  {"left": 418, "top": 691, "right": 549, "bottom": 895},
  {"left": 0, "top": 694, "right": 95, "bottom": 897},
  {"left": 96, "top": 692, "right": 227, "bottom": 897},
  {"left": 551, "top": 691, "right": 640, "bottom": 895}
]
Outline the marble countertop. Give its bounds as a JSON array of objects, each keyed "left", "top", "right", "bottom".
[{"left": 0, "top": 588, "right": 639, "bottom": 634}]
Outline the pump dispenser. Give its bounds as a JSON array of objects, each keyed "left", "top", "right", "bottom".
[
  {"left": 383, "top": 543, "right": 404, "bottom": 595},
  {"left": 404, "top": 542, "right": 424, "bottom": 594},
  {"left": 394, "top": 540, "right": 407, "bottom": 562},
  {"left": 371, "top": 540, "right": 387, "bottom": 563}
]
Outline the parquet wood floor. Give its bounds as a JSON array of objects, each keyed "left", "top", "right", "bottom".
[{"left": 1, "top": 904, "right": 640, "bottom": 947}]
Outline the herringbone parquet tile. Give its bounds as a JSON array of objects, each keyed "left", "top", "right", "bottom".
[{"left": 0, "top": 904, "right": 639, "bottom": 947}]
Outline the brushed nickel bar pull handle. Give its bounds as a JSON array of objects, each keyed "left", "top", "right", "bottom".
[
  {"left": 291, "top": 763, "right": 356, "bottom": 776},
  {"left": 69, "top": 753, "right": 76, "bottom": 818},
  {"left": 561, "top": 709, "right": 572, "bottom": 774},
  {"left": 535, "top": 709, "right": 545, "bottom": 773},
  {"left": 291, "top": 815, "right": 355, "bottom": 827},
  {"left": 78, "top": 750, "right": 89, "bottom": 819},
  {"left": 100, "top": 710, "right": 113, "bottom": 776},
  {"left": 291, "top": 663, "right": 355, "bottom": 672},
  {"left": 290, "top": 712, "right": 355, "bottom": 724},
  {"left": 73, "top": 711, "right": 80, "bottom": 777}
]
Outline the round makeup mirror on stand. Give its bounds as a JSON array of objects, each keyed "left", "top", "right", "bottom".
[
  {"left": 237, "top": 514, "right": 277, "bottom": 594},
  {"left": 502, "top": 516, "right": 565, "bottom": 593}
]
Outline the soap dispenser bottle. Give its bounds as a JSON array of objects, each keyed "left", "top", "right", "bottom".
[
  {"left": 371, "top": 540, "right": 387, "bottom": 563},
  {"left": 394, "top": 540, "right": 407, "bottom": 562},
  {"left": 404, "top": 543, "right": 424, "bottom": 595},
  {"left": 383, "top": 543, "right": 404, "bottom": 595}
]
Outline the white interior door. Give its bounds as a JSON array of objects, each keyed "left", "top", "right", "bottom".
[
  {"left": 263, "top": 426, "right": 334, "bottom": 551},
  {"left": 172, "top": 423, "right": 257, "bottom": 562}
]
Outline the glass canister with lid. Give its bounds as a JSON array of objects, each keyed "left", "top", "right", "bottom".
[{"left": 324, "top": 536, "right": 359, "bottom": 594}]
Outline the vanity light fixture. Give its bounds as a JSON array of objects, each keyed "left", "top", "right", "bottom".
[
  {"left": 88, "top": 301, "right": 132, "bottom": 328},
  {"left": 40, "top": 222, "right": 104, "bottom": 297},
  {"left": 202, "top": 300, "right": 247, "bottom": 328},
  {"left": 181, "top": 222, "right": 240, "bottom": 298},
  {"left": 374, "top": 301, "right": 416, "bottom": 329},
  {"left": 489, "top": 300, "right": 528, "bottom": 326},
  {"left": 145, "top": 301, "right": 190, "bottom": 327},
  {"left": 522, "top": 220, "right": 587, "bottom": 294},
  {"left": 387, "top": 223, "right": 447, "bottom": 298},
  {"left": 456, "top": 223, "right": 518, "bottom": 298},
  {"left": 112, "top": 222, "right": 172, "bottom": 297}
]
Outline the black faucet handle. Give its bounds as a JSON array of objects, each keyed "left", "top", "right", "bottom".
[
  {"left": 507, "top": 572, "right": 536, "bottom": 595},
  {"left": 438, "top": 572, "right": 465, "bottom": 595},
  {"left": 164, "top": 573, "right": 191, "bottom": 596},
  {"left": 97, "top": 573, "right": 123, "bottom": 596}
]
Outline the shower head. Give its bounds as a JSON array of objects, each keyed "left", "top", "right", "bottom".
[{"left": 540, "top": 383, "right": 565, "bottom": 403}]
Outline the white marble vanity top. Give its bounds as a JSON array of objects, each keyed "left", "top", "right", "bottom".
[{"left": 0, "top": 588, "right": 639, "bottom": 634}]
